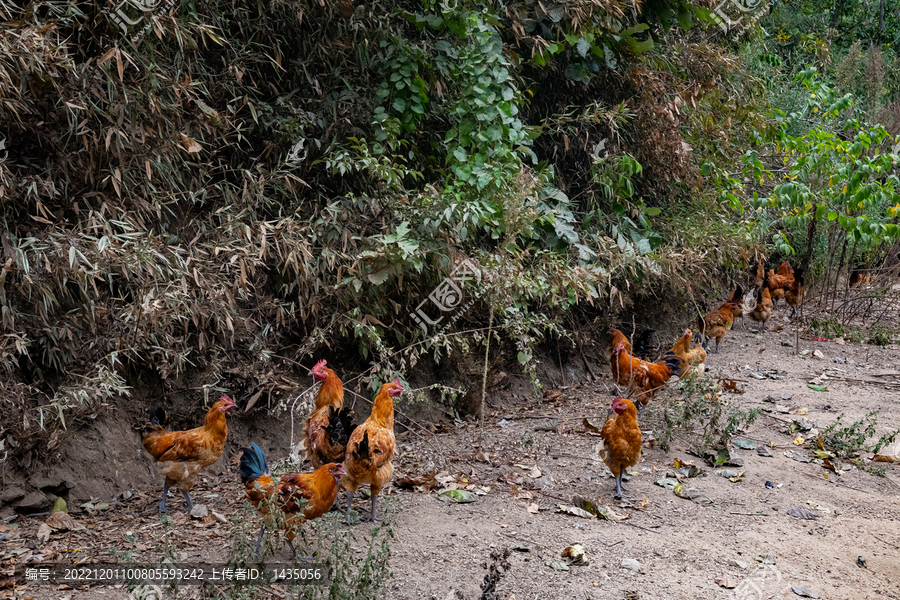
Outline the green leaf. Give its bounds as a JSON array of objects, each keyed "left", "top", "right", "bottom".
[
  {"left": 438, "top": 489, "right": 478, "bottom": 503},
  {"left": 644, "top": 207, "right": 661, "bottom": 216}
]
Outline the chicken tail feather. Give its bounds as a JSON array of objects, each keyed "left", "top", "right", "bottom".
[
  {"left": 142, "top": 407, "right": 169, "bottom": 436},
  {"left": 239, "top": 442, "right": 270, "bottom": 484},
  {"left": 660, "top": 350, "right": 681, "bottom": 376}
]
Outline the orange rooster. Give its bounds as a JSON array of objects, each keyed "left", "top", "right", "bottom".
[
  {"left": 749, "top": 287, "right": 774, "bottom": 331},
  {"left": 598, "top": 397, "right": 642, "bottom": 498},
  {"left": 785, "top": 268, "right": 804, "bottom": 319},
  {"left": 608, "top": 329, "right": 681, "bottom": 418},
  {"left": 341, "top": 379, "right": 403, "bottom": 524},
  {"left": 671, "top": 329, "right": 706, "bottom": 376},
  {"left": 303, "top": 360, "right": 355, "bottom": 468},
  {"left": 766, "top": 261, "right": 794, "bottom": 307},
  {"left": 142, "top": 395, "right": 236, "bottom": 513},
  {"left": 239, "top": 442, "right": 346, "bottom": 558},
  {"left": 698, "top": 302, "right": 740, "bottom": 353}
]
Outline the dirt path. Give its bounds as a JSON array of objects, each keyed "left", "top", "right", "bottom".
[{"left": 2, "top": 310, "right": 900, "bottom": 600}]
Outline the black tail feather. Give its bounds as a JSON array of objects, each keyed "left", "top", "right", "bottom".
[
  {"left": 352, "top": 430, "right": 370, "bottom": 461},
  {"left": 661, "top": 350, "right": 682, "bottom": 376}
]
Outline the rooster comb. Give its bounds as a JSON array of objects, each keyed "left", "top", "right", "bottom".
[
  {"left": 313, "top": 359, "right": 327, "bottom": 371},
  {"left": 220, "top": 394, "right": 234, "bottom": 403}
]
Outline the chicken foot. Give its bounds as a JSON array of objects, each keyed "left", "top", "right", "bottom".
[
  {"left": 254, "top": 525, "right": 313, "bottom": 562},
  {"left": 158, "top": 482, "right": 195, "bottom": 513},
  {"left": 360, "top": 493, "right": 381, "bottom": 523}
]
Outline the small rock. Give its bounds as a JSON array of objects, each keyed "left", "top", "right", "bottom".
[
  {"left": 620, "top": 558, "right": 641, "bottom": 572},
  {"left": 799, "top": 349, "right": 811, "bottom": 357},
  {"left": 212, "top": 511, "right": 227, "bottom": 524},
  {"left": 15, "top": 491, "right": 49, "bottom": 513},
  {"left": 812, "top": 350, "right": 824, "bottom": 359},
  {"left": 764, "top": 395, "right": 776, "bottom": 403},
  {"left": 857, "top": 556, "right": 867, "bottom": 568},
  {"left": 782, "top": 341, "right": 794, "bottom": 347},
  {"left": 190, "top": 505, "right": 209, "bottom": 519},
  {"left": 758, "top": 446, "right": 774, "bottom": 458},
  {"left": 730, "top": 559, "right": 749, "bottom": 570},
  {"left": 0, "top": 486, "right": 26, "bottom": 504},
  {"left": 791, "top": 585, "right": 820, "bottom": 598}
]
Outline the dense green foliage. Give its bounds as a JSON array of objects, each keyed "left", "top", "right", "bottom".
[{"left": 1, "top": 0, "right": 899, "bottom": 461}]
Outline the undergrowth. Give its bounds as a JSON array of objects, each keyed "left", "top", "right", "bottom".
[
  {"left": 653, "top": 372, "right": 760, "bottom": 455},
  {"left": 822, "top": 412, "right": 900, "bottom": 460}
]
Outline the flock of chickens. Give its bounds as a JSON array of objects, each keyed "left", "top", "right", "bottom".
[
  {"left": 136, "top": 260, "right": 807, "bottom": 558},
  {"left": 141, "top": 360, "right": 399, "bottom": 559},
  {"left": 599, "top": 260, "right": 804, "bottom": 499}
]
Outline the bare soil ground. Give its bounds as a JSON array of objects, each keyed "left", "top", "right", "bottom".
[{"left": 2, "top": 309, "right": 900, "bottom": 600}]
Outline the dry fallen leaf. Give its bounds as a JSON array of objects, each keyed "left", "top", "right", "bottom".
[
  {"left": 715, "top": 576, "right": 736, "bottom": 589},
  {"left": 526, "top": 503, "right": 540, "bottom": 514},
  {"left": 179, "top": 133, "right": 202, "bottom": 153}
]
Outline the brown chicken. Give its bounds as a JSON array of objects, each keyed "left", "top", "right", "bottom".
[
  {"left": 698, "top": 302, "right": 740, "bottom": 353},
  {"left": 766, "top": 261, "right": 795, "bottom": 307},
  {"left": 671, "top": 329, "right": 706, "bottom": 376},
  {"left": 609, "top": 334, "right": 680, "bottom": 418},
  {"left": 785, "top": 268, "right": 804, "bottom": 319},
  {"left": 303, "top": 360, "right": 355, "bottom": 468},
  {"left": 142, "top": 395, "right": 236, "bottom": 513},
  {"left": 749, "top": 286, "right": 774, "bottom": 330},
  {"left": 726, "top": 284, "right": 746, "bottom": 328},
  {"left": 239, "top": 442, "right": 346, "bottom": 558},
  {"left": 751, "top": 260, "right": 765, "bottom": 290},
  {"left": 342, "top": 379, "right": 403, "bottom": 523},
  {"left": 849, "top": 268, "right": 870, "bottom": 288},
  {"left": 598, "top": 397, "right": 642, "bottom": 498},
  {"left": 607, "top": 328, "right": 633, "bottom": 354}
]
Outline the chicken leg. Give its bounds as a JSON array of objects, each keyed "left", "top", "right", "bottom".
[
  {"left": 344, "top": 491, "right": 354, "bottom": 524},
  {"left": 254, "top": 524, "right": 265, "bottom": 558},
  {"left": 158, "top": 481, "right": 170, "bottom": 513},
  {"left": 361, "top": 492, "right": 381, "bottom": 522},
  {"left": 614, "top": 472, "right": 629, "bottom": 498},
  {"left": 182, "top": 491, "right": 194, "bottom": 511}
]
